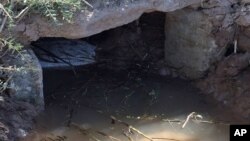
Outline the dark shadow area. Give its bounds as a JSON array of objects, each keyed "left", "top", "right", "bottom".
[
  {"left": 225, "top": 43, "right": 246, "bottom": 57},
  {"left": 85, "top": 12, "right": 165, "bottom": 73}
]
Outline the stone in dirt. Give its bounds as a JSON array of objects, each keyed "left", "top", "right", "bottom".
[
  {"left": 164, "top": 8, "right": 230, "bottom": 79},
  {"left": 0, "top": 49, "right": 43, "bottom": 110},
  {"left": 12, "top": 0, "right": 200, "bottom": 44}
]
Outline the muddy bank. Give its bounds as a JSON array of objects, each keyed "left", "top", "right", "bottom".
[
  {"left": 196, "top": 53, "right": 250, "bottom": 119},
  {"left": 0, "top": 96, "right": 38, "bottom": 141},
  {"left": 0, "top": 61, "right": 38, "bottom": 141}
]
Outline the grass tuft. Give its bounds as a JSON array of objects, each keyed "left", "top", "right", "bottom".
[{"left": 1, "top": 0, "right": 89, "bottom": 51}]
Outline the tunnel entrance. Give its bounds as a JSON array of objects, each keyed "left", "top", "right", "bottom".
[
  {"left": 25, "top": 12, "right": 245, "bottom": 141},
  {"left": 32, "top": 12, "right": 167, "bottom": 106}
]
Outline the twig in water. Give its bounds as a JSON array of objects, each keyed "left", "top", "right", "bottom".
[
  {"left": 110, "top": 116, "right": 153, "bottom": 141},
  {"left": 193, "top": 119, "right": 230, "bottom": 125},
  {"left": 182, "top": 112, "right": 196, "bottom": 128},
  {"left": 123, "top": 131, "right": 134, "bottom": 141},
  {"left": 181, "top": 112, "right": 229, "bottom": 128},
  {"left": 111, "top": 116, "right": 182, "bottom": 141},
  {"left": 41, "top": 136, "right": 67, "bottom": 141},
  {"left": 163, "top": 117, "right": 230, "bottom": 126},
  {"left": 70, "top": 122, "right": 120, "bottom": 141},
  {"left": 162, "top": 119, "right": 183, "bottom": 123},
  {"left": 96, "top": 131, "right": 121, "bottom": 141}
]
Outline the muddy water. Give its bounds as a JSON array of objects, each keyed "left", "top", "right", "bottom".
[{"left": 22, "top": 69, "right": 246, "bottom": 141}]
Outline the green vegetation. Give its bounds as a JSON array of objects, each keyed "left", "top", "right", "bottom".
[
  {"left": 1, "top": 0, "right": 88, "bottom": 24},
  {"left": 0, "top": 0, "right": 92, "bottom": 51},
  {"left": 0, "top": 37, "right": 23, "bottom": 52},
  {"left": 0, "top": 0, "right": 92, "bottom": 93},
  {"left": 21, "top": 0, "right": 83, "bottom": 23}
]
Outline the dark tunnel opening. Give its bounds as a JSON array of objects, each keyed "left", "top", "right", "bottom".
[{"left": 27, "top": 12, "right": 243, "bottom": 141}]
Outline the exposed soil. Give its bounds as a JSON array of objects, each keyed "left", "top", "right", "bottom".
[
  {"left": 196, "top": 53, "right": 250, "bottom": 119},
  {"left": 0, "top": 63, "right": 38, "bottom": 141},
  {"left": 0, "top": 96, "right": 38, "bottom": 141}
]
